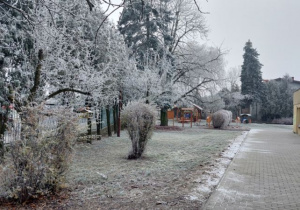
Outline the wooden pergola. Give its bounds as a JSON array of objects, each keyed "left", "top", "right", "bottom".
[
  {"left": 180, "top": 108, "right": 194, "bottom": 127},
  {"left": 192, "top": 103, "right": 202, "bottom": 124},
  {"left": 167, "top": 104, "right": 203, "bottom": 128}
]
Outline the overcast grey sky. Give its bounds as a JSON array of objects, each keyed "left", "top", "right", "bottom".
[
  {"left": 201, "top": 0, "right": 300, "bottom": 80},
  {"left": 108, "top": 0, "right": 300, "bottom": 80}
]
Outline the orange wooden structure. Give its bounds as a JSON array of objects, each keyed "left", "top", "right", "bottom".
[
  {"left": 166, "top": 104, "right": 203, "bottom": 128},
  {"left": 192, "top": 104, "right": 202, "bottom": 124},
  {"left": 180, "top": 108, "right": 193, "bottom": 127},
  {"left": 167, "top": 109, "right": 176, "bottom": 126},
  {"left": 235, "top": 116, "right": 241, "bottom": 125},
  {"left": 167, "top": 110, "right": 174, "bottom": 119},
  {"left": 206, "top": 116, "right": 212, "bottom": 128}
]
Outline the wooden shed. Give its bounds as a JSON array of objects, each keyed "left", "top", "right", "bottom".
[
  {"left": 293, "top": 89, "right": 300, "bottom": 135},
  {"left": 192, "top": 103, "right": 203, "bottom": 123},
  {"left": 167, "top": 104, "right": 203, "bottom": 127}
]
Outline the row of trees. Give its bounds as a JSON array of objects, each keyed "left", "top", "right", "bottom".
[
  {"left": 0, "top": 0, "right": 227, "bottom": 157},
  {"left": 1, "top": 0, "right": 292, "bottom": 132},
  {"left": 204, "top": 40, "right": 294, "bottom": 122},
  {"left": 118, "top": 0, "right": 225, "bottom": 124},
  {"left": 0, "top": 0, "right": 228, "bottom": 201},
  {"left": 238, "top": 40, "right": 293, "bottom": 121}
]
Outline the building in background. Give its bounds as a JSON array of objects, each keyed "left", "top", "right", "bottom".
[{"left": 293, "top": 89, "right": 300, "bottom": 135}]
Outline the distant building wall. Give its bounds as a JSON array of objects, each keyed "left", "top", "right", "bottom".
[{"left": 293, "top": 89, "right": 300, "bottom": 135}]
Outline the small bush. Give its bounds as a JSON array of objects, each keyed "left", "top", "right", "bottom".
[
  {"left": 212, "top": 110, "right": 232, "bottom": 129},
  {"left": 0, "top": 106, "right": 78, "bottom": 203},
  {"left": 271, "top": 117, "right": 293, "bottom": 125},
  {"left": 121, "top": 101, "right": 156, "bottom": 159}
]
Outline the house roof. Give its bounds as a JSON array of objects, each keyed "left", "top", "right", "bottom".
[
  {"left": 192, "top": 103, "right": 203, "bottom": 110},
  {"left": 263, "top": 76, "right": 300, "bottom": 86}
]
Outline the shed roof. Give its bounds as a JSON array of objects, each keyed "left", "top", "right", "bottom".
[{"left": 192, "top": 103, "right": 203, "bottom": 110}]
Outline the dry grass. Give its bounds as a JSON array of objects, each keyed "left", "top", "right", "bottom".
[
  {"left": 61, "top": 126, "right": 243, "bottom": 209},
  {"left": 0, "top": 123, "right": 245, "bottom": 209}
]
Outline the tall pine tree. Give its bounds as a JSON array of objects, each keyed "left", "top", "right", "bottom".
[
  {"left": 118, "top": 0, "right": 174, "bottom": 126},
  {"left": 118, "top": 0, "right": 173, "bottom": 63},
  {"left": 241, "top": 40, "right": 264, "bottom": 103}
]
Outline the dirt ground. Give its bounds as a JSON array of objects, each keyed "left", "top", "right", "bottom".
[{"left": 0, "top": 123, "right": 246, "bottom": 209}]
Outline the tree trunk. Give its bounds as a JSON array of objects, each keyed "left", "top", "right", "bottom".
[
  {"left": 0, "top": 116, "right": 5, "bottom": 161},
  {"left": 160, "top": 109, "right": 168, "bottom": 126},
  {"left": 128, "top": 142, "right": 142, "bottom": 159},
  {"left": 28, "top": 49, "right": 43, "bottom": 103},
  {"left": 0, "top": 108, "right": 8, "bottom": 160},
  {"left": 117, "top": 92, "right": 122, "bottom": 137},
  {"left": 106, "top": 106, "right": 112, "bottom": 137},
  {"left": 113, "top": 103, "right": 117, "bottom": 134},
  {"left": 256, "top": 102, "right": 258, "bottom": 121},
  {"left": 87, "top": 113, "right": 92, "bottom": 143},
  {"left": 145, "top": 89, "right": 149, "bottom": 104},
  {"left": 100, "top": 109, "right": 103, "bottom": 130},
  {"left": 96, "top": 108, "right": 101, "bottom": 140}
]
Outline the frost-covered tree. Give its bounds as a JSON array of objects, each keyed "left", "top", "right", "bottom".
[
  {"left": 118, "top": 0, "right": 175, "bottom": 126},
  {"left": 167, "top": 0, "right": 208, "bottom": 53},
  {"left": 218, "top": 88, "right": 244, "bottom": 119},
  {"left": 0, "top": 0, "right": 134, "bottom": 147},
  {"left": 227, "top": 66, "right": 241, "bottom": 91},
  {"left": 118, "top": 0, "right": 225, "bottom": 126},
  {"left": 173, "top": 42, "right": 226, "bottom": 104},
  {"left": 0, "top": 0, "right": 133, "bottom": 105},
  {"left": 260, "top": 75, "right": 293, "bottom": 121},
  {"left": 201, "top": 94, "right": 225, "bottom": 114}
]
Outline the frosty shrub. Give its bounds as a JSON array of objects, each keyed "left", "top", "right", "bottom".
[
  {"left": 212, "top": 110, "right": 232, "bottom": 129},
  {"left": 0, "top": 106, "right": 78, "bottom": 203},
  {"left": 121, "top": 102, "right": 156, "bottom": 159},
  {"left": 271, "top": 117, "right": 293, "bottom": 125}
]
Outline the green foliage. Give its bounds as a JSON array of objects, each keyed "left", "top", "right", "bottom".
[
  {"left": 118, "top": 0, "right": 173, "bottom": 65},
  {"left": 121, "top": 101, "right": 156, "bottom": 159},
  {"left": 0, "top": 106, "right": 78, "bottom": 203},
  {"left": 260, "top": 76, "right": 293, "bottom": 121},
  {"left": 240, "top": 40, "right": 264, "bottom": 103}
]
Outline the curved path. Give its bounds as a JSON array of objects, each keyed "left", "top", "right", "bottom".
[{"left": 203, "top": 125, "right": 300, "bottom": 209}]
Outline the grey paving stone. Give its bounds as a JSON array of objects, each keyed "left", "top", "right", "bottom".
[{"left": 202, "top": 126, "right": 300, "bottom": 210}]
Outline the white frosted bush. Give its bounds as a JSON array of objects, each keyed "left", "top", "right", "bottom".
[
  {"left": 121, "top": 101, "right": 156, "bottom": 159},
  {"left": 212, "top": 109, "right": 232, "bottom": 129}
]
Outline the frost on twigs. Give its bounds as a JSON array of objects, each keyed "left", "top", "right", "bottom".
[
  {"left": 212, "top": 110, "right": 232, "bottom": 129},
  {"left": 121, "top": 101, "right": 156, "bottom": 160},
  {"left": 0, "top": 105, "right": 78, "bottom": 203}
]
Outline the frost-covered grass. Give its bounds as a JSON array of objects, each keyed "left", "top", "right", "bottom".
[
  {"left": 64, "top": 126, "right": 243, "bottom": 209},
  {"left": 247, "top": 123, "right": 293, "bottom": 130}
]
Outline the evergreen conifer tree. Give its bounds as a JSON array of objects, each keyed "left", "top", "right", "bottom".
[
  {"left": 118, "top": 0, "right": 173, "bottom": 65},
  {"left": 241, "top": 40, "right": 264, "bottom": 102},
  {"left": 118, "top": 0, "right": 174, "bottom": 126}
]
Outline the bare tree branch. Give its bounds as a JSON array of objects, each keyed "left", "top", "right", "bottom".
[
  {"left": 45, "top": 88, "right": 91, "bottom": 100},
  {"left": 193, "top": 0, "right": 209, "bottom": 14},
  {"left": 0, "top": 0, "right": 35, "bottom": 28},
  {"left": 94, "top": 0, "right": 125, "bottom": 43},
  {"left": 174, "top": 78, "right": 214, "bottom": 103},
  {"left": 86, "top": 0, "right": 95, "bottom": 11}
]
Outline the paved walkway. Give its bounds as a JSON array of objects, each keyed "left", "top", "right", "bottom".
[{"left": 203, "top": 126, "right": 300, "bottom": 210}]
